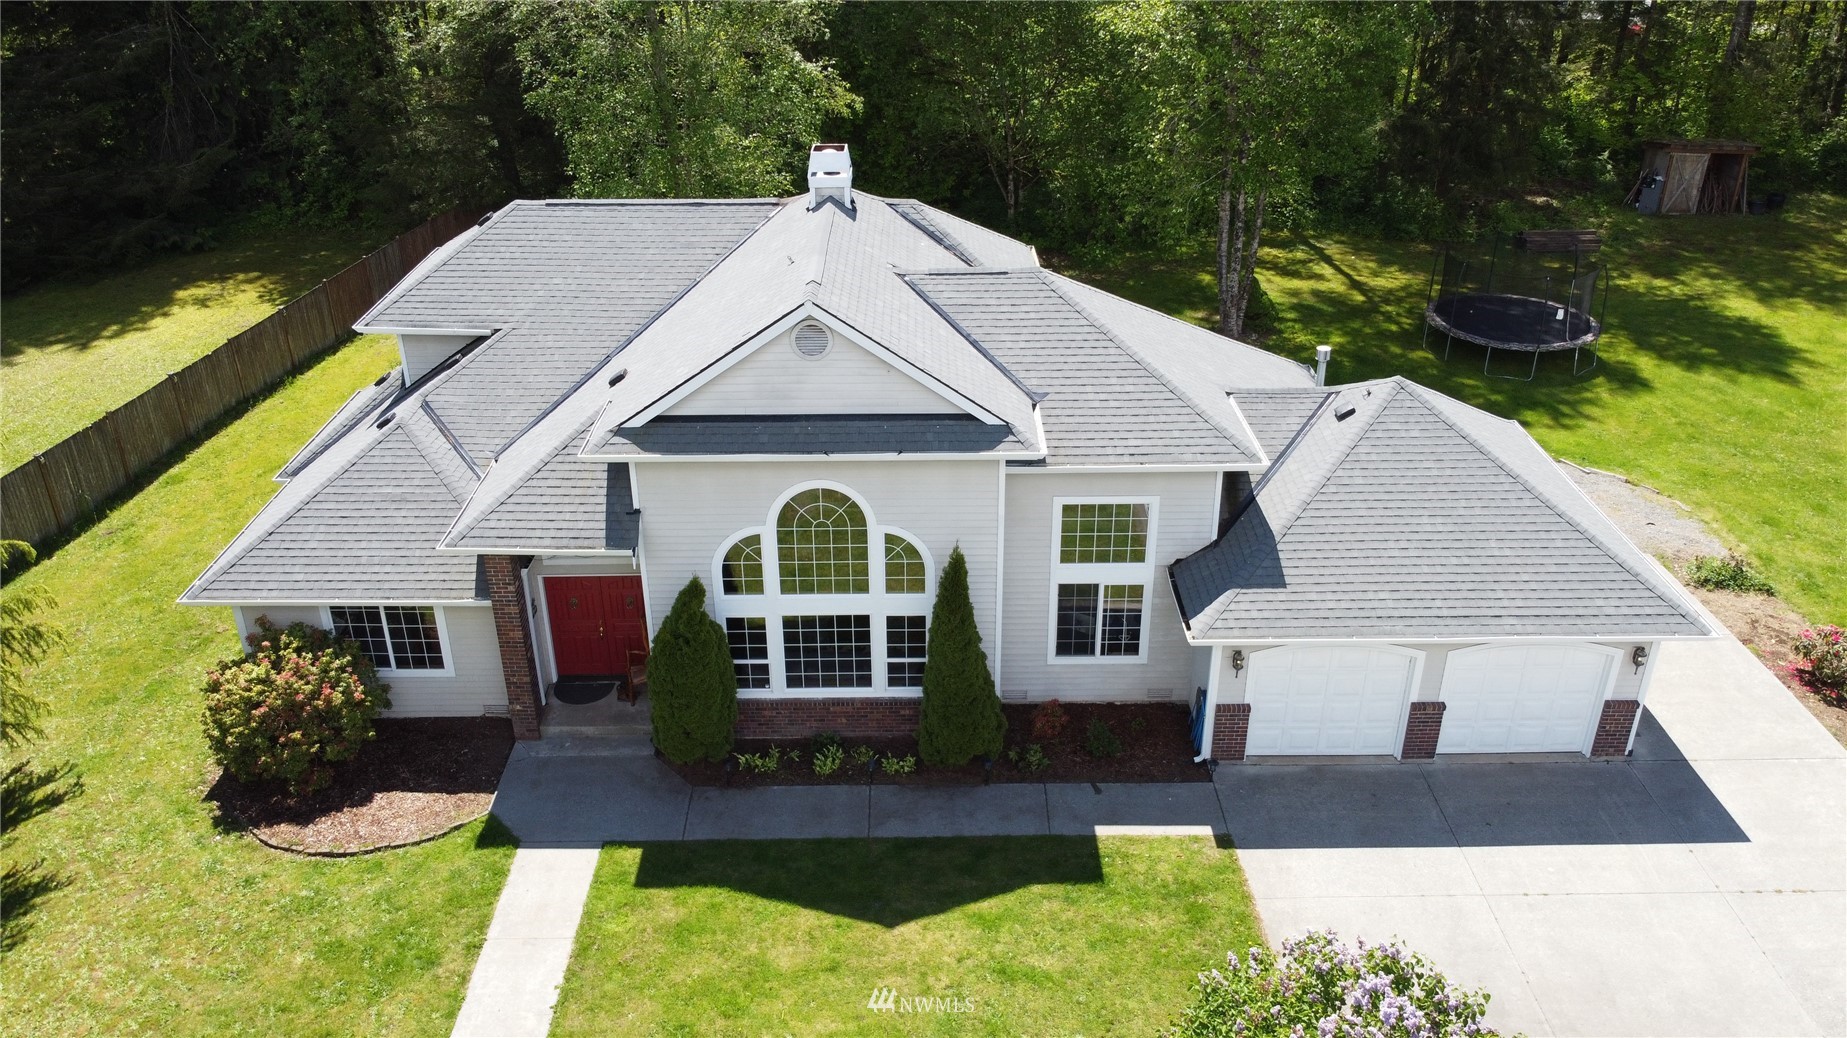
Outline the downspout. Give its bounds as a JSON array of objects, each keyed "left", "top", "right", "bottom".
[{"left": 1194, "top": 644, "right": 1225, "bottom": 764}]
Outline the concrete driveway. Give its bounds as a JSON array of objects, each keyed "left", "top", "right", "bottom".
[{"left": 1219, "top": 635, "right": 1846, "bottom": 1037}]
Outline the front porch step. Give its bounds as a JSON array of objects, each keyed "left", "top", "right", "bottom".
[{"left": 526, "top": 728, "right": 657, "bottom": 757}]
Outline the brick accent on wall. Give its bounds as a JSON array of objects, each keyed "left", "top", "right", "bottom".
[
  {"left": 1591, "top": 699, "right": 1641, "bottom": 758},
  {"left": 735, "top": 697, "right": 922, "bottom": 740},
  {"left": 484, "top": 555, "right": 542, "bottom": 740},
  {"left": 1401, "top": 701, "right": 1446, "bottom": 760},
  {"left": 1212, "top": 702, "right": 1252, "bottom": 761}
]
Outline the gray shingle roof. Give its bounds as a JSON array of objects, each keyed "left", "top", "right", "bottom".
[
  {"left": 1171, "top": 378, "right": 1711, "bottom": 640},
  {"left": 445, "top": 427, "right": 637, "bottom": 552},
  {"left": 600, "top": 415, "right": 1025, "bottom": 455},
  {"left": 362, "top": 201, "right": 781, "bottom": 463},
  {"left": 1230, "top": 389, "right": 1329, "bottom": 459},
  {"left": 905, "top": 271, "right": 1297, "bottom": 464},
  {"left": 276, "top": 370, "right": 401, "bottom": 480},
  {"left": 185, "top": 425, "right": 484, "bottom": 602}
]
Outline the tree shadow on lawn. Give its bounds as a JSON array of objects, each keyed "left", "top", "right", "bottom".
[
  {"left": 627, "top": 836, "right": 1106, "bottom": 927},
  {"left": 0, "top": 758, "right": 83, "bottom": 952}
]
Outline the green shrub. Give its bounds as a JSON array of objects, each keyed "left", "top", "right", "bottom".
[
  {"left": 649, "top": 577, "right": 738, "bottom": 763},
  {"left": 1792, "top": 625, "right": 1847, "bottom": 705},
  {"left": 1008, "top": 743, "right": 1050, "bottom": 772},
  {"left": 1170, "top": 930, "right": 1498, "bottom": 1037},
  {"left": 918, "top": 547, "right": 1005, "bottom": 765},
  {"left": 880, "top": 754, "right": 917, "bottom": 776},
  {"left": 735, "top": 747, "right": 788, "bottom": 774},
  {"left": 199, "top": 617, "right": 390, "bottom": 794},
  {"left": 1083, "top": 717, "right": 1122, "bottom": 759},
  {"left": 1030, "top": 699, "right": 1070, "bottom": 742},
  {"left": 1686, "top": 553, "right": 1776, "bottom": 595},
  {"left": 848, "top": 744, "right": 876, "bottom": 768},
  {"left": 812, "top": 742, "right": 846, "bottom": 777}
]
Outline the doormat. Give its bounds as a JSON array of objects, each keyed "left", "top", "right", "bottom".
[{"left": 552, "top": 678, "right": 620, "bottom": 705}]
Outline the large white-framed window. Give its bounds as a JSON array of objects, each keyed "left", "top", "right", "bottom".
[
  {"left": 323, "top": 604, "right": 454, "bottom": 676},
  {"left": 711, "top": 481, "right": 933, "bottom": 696},
  {"left": 1048, "top": 498, "right": 1157, "bottom": 664}
]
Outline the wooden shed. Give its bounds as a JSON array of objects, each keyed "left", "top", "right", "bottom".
[{"left": 1630, "top": 139, "right": 1758, "bottom": 215}]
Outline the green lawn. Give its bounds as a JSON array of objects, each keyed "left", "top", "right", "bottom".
[
  {"left": 0, "top": 334, "right": 515, "bottom": 1037},
  {"left": 1069, "top": 194, "right": 1847, "bottom": 625},
  {"left": 552, "top": 836, "right": 1261, "bottom": 1037},
  {"left": 0, "top": 222, "right": 380, "bottom": 472}
]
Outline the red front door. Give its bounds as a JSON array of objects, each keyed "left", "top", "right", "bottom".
[{"left": 544, "top": 575, "right": 648, "bottom": 679}]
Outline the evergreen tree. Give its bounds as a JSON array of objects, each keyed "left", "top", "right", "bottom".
[
  {"left": 649, "top": 577, "right": 737, "bottom": 763},
  {"left": 917, "top": 546, "right": 1005, "bottom": 766}
]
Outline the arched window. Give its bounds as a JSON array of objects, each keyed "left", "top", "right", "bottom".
[
  {"left": 720, "top": 535, "right": 763, "bottom": 595},
  {"left": 885, "top": 534, "right": 926, "bottom": 595},
  {"left": 777, "top": 488, "right": 869, "bottom": 594}
]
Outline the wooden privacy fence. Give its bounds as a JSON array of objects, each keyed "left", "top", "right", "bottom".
[{"left": 1, "top": 207, "right": 485, "bottom": 551}]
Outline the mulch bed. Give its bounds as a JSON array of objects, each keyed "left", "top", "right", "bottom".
[
  {"left": 206, "top": 717, "right": 514, "bottom": 855},
  {"left": 668, "top": 701, "right": 1207, "bottom": 787}
]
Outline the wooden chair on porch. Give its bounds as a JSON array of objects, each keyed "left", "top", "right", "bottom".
[{"left": 624, "top": 649, "right": 649, "bottom": 704}]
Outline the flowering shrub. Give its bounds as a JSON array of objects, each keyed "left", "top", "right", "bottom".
[
  {"left": 1169, "top": 930, "right": 1499, "bottom": 1038},
  {"left": 1030, "top": 699, "right": 1070, "bottom": 742},
  {"left": 1791, "top": 625, "right": 1847, "bottom": 705},
  {"left": 200, "top": 618, "right": 390, "bottom": 795}
]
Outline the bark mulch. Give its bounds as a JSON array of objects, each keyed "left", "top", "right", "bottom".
[
  {"left": 206, "top": 717, "right": 514, "bottom": 855},
  {"left": 668, "top": 701, "right": 1206, "bottom": 787}
]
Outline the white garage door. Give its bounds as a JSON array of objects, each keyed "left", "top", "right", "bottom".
[
  {"left": 1437, "top": 644, "right": 1617, "bottom": 754},
  {"left": 1246, "top": 646, "right": 1417, "bottom": 756}
]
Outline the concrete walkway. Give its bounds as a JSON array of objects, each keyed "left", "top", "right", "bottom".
[{"left": 451, "top": 844, "right": 599, "bottom": 1038}]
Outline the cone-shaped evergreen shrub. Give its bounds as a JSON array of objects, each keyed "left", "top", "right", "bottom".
[
  {"left": 649, "top": 577, "right": 738, "bottom": 763},
  {"left": 918, "top": 546, "right": 1005, "bottom": 765}
]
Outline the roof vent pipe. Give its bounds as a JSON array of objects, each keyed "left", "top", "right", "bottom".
[
  {"left": 1314, "top": 345, "right": 1331, "bottom": 387},
  {"left": 808, "top": 143, "right": 853, "bottom": 210}
]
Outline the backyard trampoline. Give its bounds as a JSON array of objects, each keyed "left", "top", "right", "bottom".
[{"left": 1423, "top": 233, "right": 1608, "bottom": 380}]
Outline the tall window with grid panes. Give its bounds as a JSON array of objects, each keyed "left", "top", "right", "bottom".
[
  {"left": 713, "top": 486, "right": 932, "bottom": 694},
  {"left": 1050, "top": 500, "right": 1155, "bottom": 661}
]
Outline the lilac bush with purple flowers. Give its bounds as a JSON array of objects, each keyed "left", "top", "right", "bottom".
[{"left": 1168, "top": 930, "right": 1500, "bottom": 1038}]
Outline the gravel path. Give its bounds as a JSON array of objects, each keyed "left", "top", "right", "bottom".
[{"left": 1559, "top": 459, "right": 1726, "bottom": 566}]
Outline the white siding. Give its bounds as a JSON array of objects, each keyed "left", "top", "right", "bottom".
[
  {"left": 233, "top": 603, "right": 507, "bottom": 717},
  {"left": 664, "top": 326, "right": 961, "bottom": 416},
  {"left": 632, "top": 460, "right": 1001, "bottom": 650},
  {"left": 399, "top": 333, "right": 475, "bottom": 384},
  {"left": 999, "top": 470, "right": 1218, "bottom": 701},
  {"left": 1214, "top": 639, "right": 1653, "bottom": 705}
]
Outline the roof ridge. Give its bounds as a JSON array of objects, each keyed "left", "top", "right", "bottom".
[
  {"left": 899, "top": 275, "right": 1048, "bottom": 404},
  {"left": 443, "top": 418, "right": 595, "bottom": 547},
  {"left": 1398, "top": 384, "right": 1702, "bottom": 626},
  {"left": 481, "top": 201, "right": 788, "bottom": 462},
  {"left": 888, "top": 202, "right": 978, "bottom": 266},
  {"left": 1038, "top": 270, "right": 1260, "bottom": 458},
  {"left": 188, "top": 424, "right": 419, "bottom": 597},
  {"left": 401, "top": 410, "right": 477, "bottom": 505},
  {"left": 1194, "top": 382, "right": 1402, "bottom": 632}
]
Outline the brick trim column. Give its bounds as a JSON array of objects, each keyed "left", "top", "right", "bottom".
[
  {"left": 485, "top": 554, "right": 541, "bottom": 740},
  {"left": 1401, "top": 701, "right": 1446, "bottom": 759},
  {"left": 1591, "top": 699, "right": 1641, "bottom": 758},
  {"left": 1212, "top": 702, "right": 1252, "bottom": 761}
]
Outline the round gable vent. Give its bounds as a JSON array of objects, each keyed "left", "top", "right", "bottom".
[{"left": 791, "top": 320, "right": 832, "bottom": 359}]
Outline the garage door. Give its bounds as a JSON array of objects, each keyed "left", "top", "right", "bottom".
[
  {"left": 1436, "top": 644, "right": 1617, "bottom": 754},
  {"left": 1246, "top": 646, "right": 1418, "bottom": 756}
]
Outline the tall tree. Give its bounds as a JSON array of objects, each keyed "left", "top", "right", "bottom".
[
  {"left": 648, "top": 577, "right": 737, "bottom": 764},
  {"left": 511, "top": 0, "right": 856, "bottom": 199},
  {"left": 1111, "top": 0, "right": 1411, "bottom": 337},
  {"left": 917, "top": 547, "right": 1004, "bottom": 767}
]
